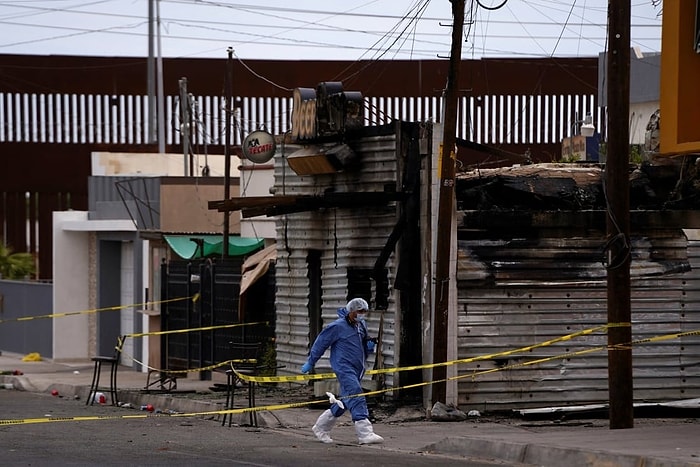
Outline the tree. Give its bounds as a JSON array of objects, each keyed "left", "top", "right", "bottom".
[{"left": 0, "top": 241, "right": 36, "bottom": 280}]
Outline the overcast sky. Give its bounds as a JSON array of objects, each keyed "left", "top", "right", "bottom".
[{"left": 0, "top": 1, "right": 663, "bottom": 61}]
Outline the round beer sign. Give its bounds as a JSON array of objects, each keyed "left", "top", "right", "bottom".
[{"left": 242, "top": 130, "right": 276, "bottom": 163}]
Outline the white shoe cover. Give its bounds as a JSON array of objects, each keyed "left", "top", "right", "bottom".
[
  {"left": 354, "top": 418, "right": 384, "bottom": 444},
  {"left": 312, "top": 409, "right": 337, "bottom": 444}
]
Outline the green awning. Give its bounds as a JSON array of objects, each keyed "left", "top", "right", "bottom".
[{"left": 164, "top": 235, "right": 264, "bottom": 259}]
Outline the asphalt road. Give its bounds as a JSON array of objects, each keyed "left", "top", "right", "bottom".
[{"left": 0, "top": 390, "right": 515, "bottom": 466}]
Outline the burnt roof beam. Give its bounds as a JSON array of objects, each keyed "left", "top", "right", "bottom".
[
  {"left": 459, "top": 209, "right": 700, "bottom": 231},
  {"left": 209, "top": 191, "right": 407, "bottom": 218}
]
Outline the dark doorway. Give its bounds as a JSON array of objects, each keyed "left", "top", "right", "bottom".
[{"left": 98, "top": 240, "right": 122, "bottom": 356}]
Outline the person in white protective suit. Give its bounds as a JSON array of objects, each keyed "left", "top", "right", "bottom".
[{"left": 301, "top": 298, "right": 384, "bottom": 445}]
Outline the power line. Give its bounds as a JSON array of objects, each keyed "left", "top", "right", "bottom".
[
  {"left": 0, "top": 19, "right": 148, "bottom": 49},
  {"left": 0, "top": 1, "right": 662, "bottom": 31},
  {"left": 0, "top": 0, "right": 662, "bottom": 59}
]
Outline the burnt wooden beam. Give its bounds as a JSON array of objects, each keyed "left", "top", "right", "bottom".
[
  {"left": 211, "top": 191, "right": 407, "bottom": 217},
  {"left": 459, "top": 210, "right": 700, "bottom": 232},
  {"left": 208, "top": 195, "right": 299, "bottom": 212}
]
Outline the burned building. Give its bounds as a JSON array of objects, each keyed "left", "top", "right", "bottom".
[{"left": 453, "top": 160, "right": 700, "bottom": 410}]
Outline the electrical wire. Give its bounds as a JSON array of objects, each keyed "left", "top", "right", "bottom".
[
  {"left": 0, "top": 1, "right": 661, "bottom": 59},
  {"left": 233, "top": 50, "right": 291, "bottom": 93},
  {"left": 332, "top": 0, "right": 432, "bottom": 85},
  {"left": 0, "top": 19, "right": 148, "bottom": 49},
  {"left": 550, "top": 0, "right": 578, "bottom": 55}
]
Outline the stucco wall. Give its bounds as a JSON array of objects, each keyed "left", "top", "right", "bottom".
[
  {"left": 160, "top": 178, "right": 240, "bottom": 233},
  {"left": 53, "top": 211, "right": 91, "bottom": 360}
]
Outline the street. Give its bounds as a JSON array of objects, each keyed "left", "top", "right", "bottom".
[{"left": 0, "top": 390, "right": 512, "bottom": 466}]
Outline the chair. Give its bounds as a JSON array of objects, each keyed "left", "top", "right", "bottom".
[
  {"left": 221, "top": 342, "right": 262, "bottom": 427},
  {"left": 86, "top": 336, "right": 124, "bottom": 406}
]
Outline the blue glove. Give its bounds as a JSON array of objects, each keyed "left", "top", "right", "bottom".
[
  {"left": 301, "top": 362, "right": 313, "bottom": 374},
  {"left": 366, "top": 340, "right": 376, "bottom": 352}
]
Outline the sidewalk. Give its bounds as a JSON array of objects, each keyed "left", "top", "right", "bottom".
[{"left": 2, "top": 350, "right": 700, "bottom": 467}]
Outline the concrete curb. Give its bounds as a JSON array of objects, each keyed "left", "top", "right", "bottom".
[
  {"left": 424, "top": 436, "right": 699, "bottom": 467},
  {"left": 1, "top": 375, "right": 38, "bottom": 392}
]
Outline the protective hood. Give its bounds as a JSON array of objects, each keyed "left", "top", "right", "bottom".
[{"left": 336, "top": 305, "right": 366, "bottom": 324}]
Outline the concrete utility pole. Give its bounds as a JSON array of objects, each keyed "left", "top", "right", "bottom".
[
  {"left": 147, "top": 0, "right": 156, "bottom": 144},
  {"left": 156, "top": 0, "right": 165, "bottom": 154},
  {"left": 605, "top": 0, "right": 633, "bottom": 430},
  {"left": 222, "top": 48, "right": 234, "bottom": 259},
  {"left": 432, "top": 0, "right": 465, "bottom": 406},
  {"left": 179, "top": 77, "right": 191, "bottom": 176}
]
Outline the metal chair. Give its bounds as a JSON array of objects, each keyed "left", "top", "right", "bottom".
[
  {"left": 221, "top": 342, "right": 262, "bottom": 427},
  {"left": 86, "top": 336, "right": 124, "bottom": 406}
]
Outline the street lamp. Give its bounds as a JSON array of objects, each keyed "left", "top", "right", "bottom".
[
  {"left": 580, "top": 114, "right": 596, "bottom": 137},
  {"left": 573, "top": 113, "right": 596, "bottom": 137}
]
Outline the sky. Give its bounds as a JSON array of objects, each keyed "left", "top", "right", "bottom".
[{"left": 0, "top": 0, "right": 664, "bottom": 61}]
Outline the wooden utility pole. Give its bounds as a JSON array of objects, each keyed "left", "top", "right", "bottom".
[
  {"left": 605, "top": 0, "right": 633, "bottom": 429},
  {"left": 432, "top": 0, "right": 465, "bottom": 406},
  {"left": 222, "top": 48, "right": 233, "bottom": 259}
]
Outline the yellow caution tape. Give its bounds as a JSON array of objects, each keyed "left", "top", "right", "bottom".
[
  {"left": 234, "top": 324, "right": 610, "bottom": 383},
  {"left": 119, "top": 347, "right": 236, "bottom": 375},
  {"left": 3, "top": 325, "right": 700, "bottom": 427},
  {"left": 233, "top": 324, "right": 700, "bottom": 384},
  {"left": 629, "top": 328, "right": 700, "bottom": 344},
  {"left": 607, "top": 322, "right": 632, "bottom": 328},
  {"left": 0, "top": 295, "right": 199, "bottom": 324},
  {"left": 451, "top": 327, "right": 700, "bottom": 381},
  {"left": 0, "top": 398, "right": 329, "bottom": 426},
  {"left": 124, "top": 321, "right": 268, "bottom": 339},
  {"left": 120, "top": 322, "right": 700, "bottom": 388},
  {"left": 327, "top": 326, "right": 700, "bottom": 402}
]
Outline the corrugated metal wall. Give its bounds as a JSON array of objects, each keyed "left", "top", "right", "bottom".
[
  {"left": 273, "top": 128, "right": 403, "bottom": 386},
  {"left": 456, "top": 231, "right": 700, "bottom": 411},
  {"left": 680, "top": 239, "right": 700, "bottom": 398}
]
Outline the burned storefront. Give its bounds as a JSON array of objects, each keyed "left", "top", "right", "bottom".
[{"left": 453, "top": 160, "right": 700, "bottom": 411}]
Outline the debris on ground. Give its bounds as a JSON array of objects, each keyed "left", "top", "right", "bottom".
[{"left": 430, "top": 401, "right": 467, "bottom": 421}]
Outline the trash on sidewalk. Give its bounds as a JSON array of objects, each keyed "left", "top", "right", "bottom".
[
  {"left": 430, "top": 401, "right": 467, "bottom": 421},
  {"left": 22, "top": 352, "right": 42, "bottom": 362},
  {"left": 140, "top": 404, "right": 154, "bottom": 412}
]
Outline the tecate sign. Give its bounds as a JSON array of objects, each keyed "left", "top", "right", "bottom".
[{"left": 242, "top": 130, "right": 276, "bottom": 163}]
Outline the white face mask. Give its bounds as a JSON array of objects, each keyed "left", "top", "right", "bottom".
[{"left": 356, "top": 312, "right": 366, "bottom": 319}]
